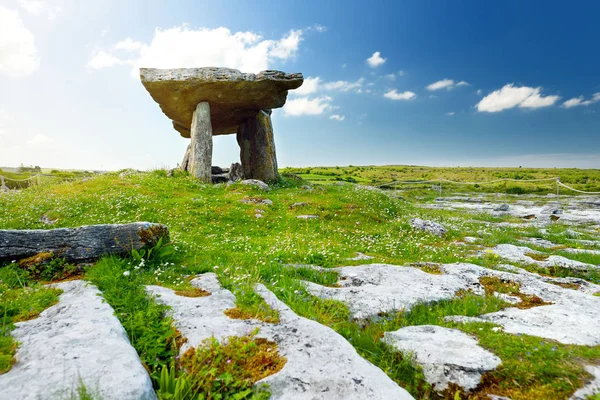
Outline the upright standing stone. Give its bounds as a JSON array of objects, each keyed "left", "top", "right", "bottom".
[
  {"left": 236, "top": 110, "right": 279, "bottom": 182},
  {"left": 190, "top": 102, "right": 213, "bottom": 182},
  {"left": 181, "top": 143, "right": 191, "bottom": 171}
]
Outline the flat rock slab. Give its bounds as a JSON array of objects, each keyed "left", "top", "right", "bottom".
[
  {"left": 0, "top": 280, "right": 156, "bottom": 400},
  {"left": 442, "top": 263, "right": 600, "bottom": 346},
  {"left": 570, "top": 365, "right": 600, "bottom": 400},
  {"left": 0, "top": 222, "right": 169, "bottom": 262},
  {"left": 147, "top": 274, "right": 414, "bottom": 400},
  {"left": 140, "top": 68, "right": 303, "bottom": 137},
  {"left": 488, "top": 244, "right": 597, "bottom": 271},
  {"left": 303, "top": 264, "right": 478, "bottom": 319},
  {"left": 383, "top": 325, "right": 501, "bottom": 391}
]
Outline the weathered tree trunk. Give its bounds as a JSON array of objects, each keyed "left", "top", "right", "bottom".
[
  {"left": 189, "top": 102, "right": 213, "bottom": 182},
  {"left": 0, "top": 222, "right": 169, "bottom": 262},
  {"left": 181, "top": 143, "right": 191, "bottom": 171},
  {"left": 236, "top": 110, "right": 279, "bottom": 182}
]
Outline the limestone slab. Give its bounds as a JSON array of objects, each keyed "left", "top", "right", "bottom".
[
  {"left": 147, "top": 274, "right": 414, "bottom": 400},
  {"left": 0, "top": 280, "right": 156, "bottom": 400},
  {"left": 140, "top": 68, "right": 303, "bottom": 137},
  {"left": 383, "top": 325, "right": 501, "bottom": 391}
]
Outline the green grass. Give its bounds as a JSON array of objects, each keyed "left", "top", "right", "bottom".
[
  {"left": 0, "top": 263, "right": 62, "bottom": 374},
  {"left": 2, "top": 169, "right": 600, "bottom": 399}
]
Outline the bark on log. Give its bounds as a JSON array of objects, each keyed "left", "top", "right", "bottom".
[
  {"left": 0, "top": 222, "right": 169, "bottom": 263},
  {"left": 236, "top": 110, "right": 279, "bottom": 182}
]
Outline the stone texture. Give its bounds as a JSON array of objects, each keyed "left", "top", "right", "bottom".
[
  {"left": 239, "top": 179, "right": 270, "bottom": 191},
  {"left": 570, "top": 365, "right": 600, "bottom": 400},
  {"left": 383, "top": 325, "right": 501, "bottom": 392},
  {"left": 410, "top": 218, "right": 448, "bottom": 236},
  {"left": 303, "top": 264, "right": 475, "bottom": 319},
  {"left": 180, "top": 143, "right": 191, "bottom": 171},
  {"left": 146, "top": 274, "right": 414, "bottom": 400},
  {"left": 140, "top": 68, "right": 303, "bottom": 137},
  {"left": 488, "top": 244, "right": 598, "bottom": 271},
  {"left": 229, "top": 162, "right": 243, "bottom": 181},
  {"left": 189, "top": 102, "right": 213, "bottom": 182},
  {"left": 0, "top": 222, "right": 169, "bottom": 263},
  {"left": 0, "top": 280, "right": 156, "bottom": 400},
  {"left": 237, "top": 110, "right": 279, "bottom": 182}
]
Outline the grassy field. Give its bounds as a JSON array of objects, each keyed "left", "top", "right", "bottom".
[
  {"left": 1, "top": 169, "right": 599, "bottom": 399},
  {"left": 282, "top": 165, "right": 600, "bottom": 195}
]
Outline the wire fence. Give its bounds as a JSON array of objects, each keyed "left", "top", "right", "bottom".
[
  {"left": 0, "top": 173, "right": 89, "bottom": 191},
  {"left": 376, "top": 176, "right": 600, "bottom": 197}
]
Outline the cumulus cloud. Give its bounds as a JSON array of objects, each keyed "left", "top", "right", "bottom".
[
  {"left": 476, "top": 84, "right": 560, "bottom": 112},
  {"left": 322, "top": 78, "right": 364, "bottom": 92},
  {"left": 383, "top": 90, "right": 416, "bottom": 101},
  {"left": 283, "top": 96, "right": 332, "bottom": 116},
  {"left": 563, "top": 93, "right": 600, "bottom": 108},
  {"left": 367, "top": 51, "right": 386, "bottom": 68},
  {"left": 88, "top": 26, "right": 303, "bottom": 75},
  {"left": 329, "top": 114, "right": 345, "bottom": 121},
  {"left": 0, "top": 6, "right": 39, "bottom": 78},
  {"left": 17, "top": 0, "right": 62, "bottom": 20},
  {"left": 426, "top": 79, "right": 469, "bottom": 91},
  {"left": 291, "top": 76, "right": 364, "bottom": 95}
]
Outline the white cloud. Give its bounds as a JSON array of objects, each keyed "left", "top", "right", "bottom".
[
  {"left": 476, "top": 84, "right": 560, "bottom": 112},
  {"left": 294, "top": 76, "right": 321, "bottom": 95},
  {"left": 367, "top": 51, "right": 386, "bottom": 68},
  {"left": 0, "top": 6, "right": 39, "bottom": 78},
  {"left": 17, "top": 0, "right": 62, "bottom": 20},
  {"left": 291, "top": 77, "right": 364, "bottom": 95},
  {"left": 27, "top": 134, "right": 55, "bottom": 148},
  {"left": 312, "top": 24, "right": 327, "bottom": 32},
  {"left": 398, "top": 70, "right": 405, "bottom": 77},
  {"left": 114, "top": 37, "right": 145, "bottom": 52},
  {"left": 476, "top": 89, "right": 482, "bottom": 95},
  {"left": 446, "top": 112, "right": 455, "bottom": 116},
  {"left": 322, "top": 78, "right": 363, "bottom": 92},
  {"left": 563, "top": 93, "right": 600, "bottom": 108},
  {"left": 384, "top": 90, "right": 416, "bottom": 101},
  {"left": 87, "top": 50, "right": 128, "bottom": 69},
  {"left": 329, "top": 114, "right": 345, "bottom": 121},
  {"left": 426, "top": 78, "right": 469, "bottom": 91},
  {"left": 88, "top": 26, "right": 303, "bottom": 75},
  {"left": 384, "top": 73, "right": 396, "bottom": 81},
  {"left": 283, "top": 96, "right": 332, "bottom": 116}
]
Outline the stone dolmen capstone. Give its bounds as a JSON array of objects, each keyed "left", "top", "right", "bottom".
[{"left": 140, "top": 67, "right": 303, "bottom": 183}]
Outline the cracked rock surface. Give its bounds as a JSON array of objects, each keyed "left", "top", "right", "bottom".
[
  {"left": 147, "top": 273, "right": 414, "bottom": 400},
  {"left": 383, "top": 325, "right": 501, "bottom": 391},
  {"left": 0, "top": 280, "right": 156, "bottom": 400}
]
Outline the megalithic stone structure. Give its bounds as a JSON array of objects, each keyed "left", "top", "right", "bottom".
[{"left": 140, "top": 67, "right": 303, "bottom": 183}]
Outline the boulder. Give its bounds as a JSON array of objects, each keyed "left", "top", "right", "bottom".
[
  {"left": 229, "top": 162, "right": 243, "bottom": 182},
  {"left": 383, "top": 325, "right": 501, "bottom": 392},
  {"left": 140, "top": 68, "right": 303, "bottom": 137},
  {"left": 238, "top": 179, "right": 269, "bottom": 191},
  {"left": 494, "top": 204, "right": 510, "bottom": 212},
  {"left": 0, "top": 222, "right": 169, "bottom": 263},
  {"left": 410, "top": 218, "right": 448, "bottom": 237}
]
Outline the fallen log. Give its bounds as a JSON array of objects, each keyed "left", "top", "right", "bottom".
[{"left": 0, "top": 222, "right": 169, "bottom": 263}]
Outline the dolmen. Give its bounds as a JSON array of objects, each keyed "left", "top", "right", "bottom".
[{"left": 140, "top": 68, "right": 304, "bottom": 183}]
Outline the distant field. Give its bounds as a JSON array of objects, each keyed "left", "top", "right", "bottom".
[
  {"left": 281, "top": 165, "right": 600, "bottom": 195},
  {"left": 0, "top": 168, "right": 98, "bottom": 190}
]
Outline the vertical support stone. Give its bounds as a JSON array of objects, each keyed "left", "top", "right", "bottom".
[
  {"left": 236, "top": 110, "right": 279, "bottom": 182},
  {"left": 180, "top": 143, "right": 191, "bottom": 171},
  {"left": 189, "top": 102, "right": 213, "bottom": 182}
]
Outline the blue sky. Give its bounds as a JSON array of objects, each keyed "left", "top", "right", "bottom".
[{"left": 1, "top": 0, "right": 599, "bottom": 170}]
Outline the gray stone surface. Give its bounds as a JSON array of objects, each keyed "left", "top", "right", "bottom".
[
  {"left": 189, "top": 102, "right": 213, "bottom": 182},
  {"left": 488, "top": 244, "right": 598, "bottom": 271},
  {"left": 229, "top": 162, "right": 243, "bottom": 182},
  {"left": 140, "top": 67, "right": 303, "bottom": 137},
  {"left": 146, "top": 274, "right": 415, "bottom": 400},
  {"left": 0, "top": 280, "right": 156, "bottom": 400},
  {"left": 570, "top": 365, "right": 600, "bottom": 400},
  {"left": 410, "top": 218, "right": 448, "bottom": 236},
  {"left": 304, "top": 264, "right": 476, "bottom": 319},
  {"left": 297, "top": 214, "right": 319, "bottom": 220},
  {"left": 347, "top": 252, "right": 374, "bottom": 261},
  {"left": 237, "top": 110, "right": 279, "bottom": 182},
  {"left": 383, "top": 325, "right": 501, "bottom": 391},
  {"left": 239, "top": 179, "right": 270, "bottom": 191},
  {"left": 0, "top": 222, "right": 169, "bottom": 263}
]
